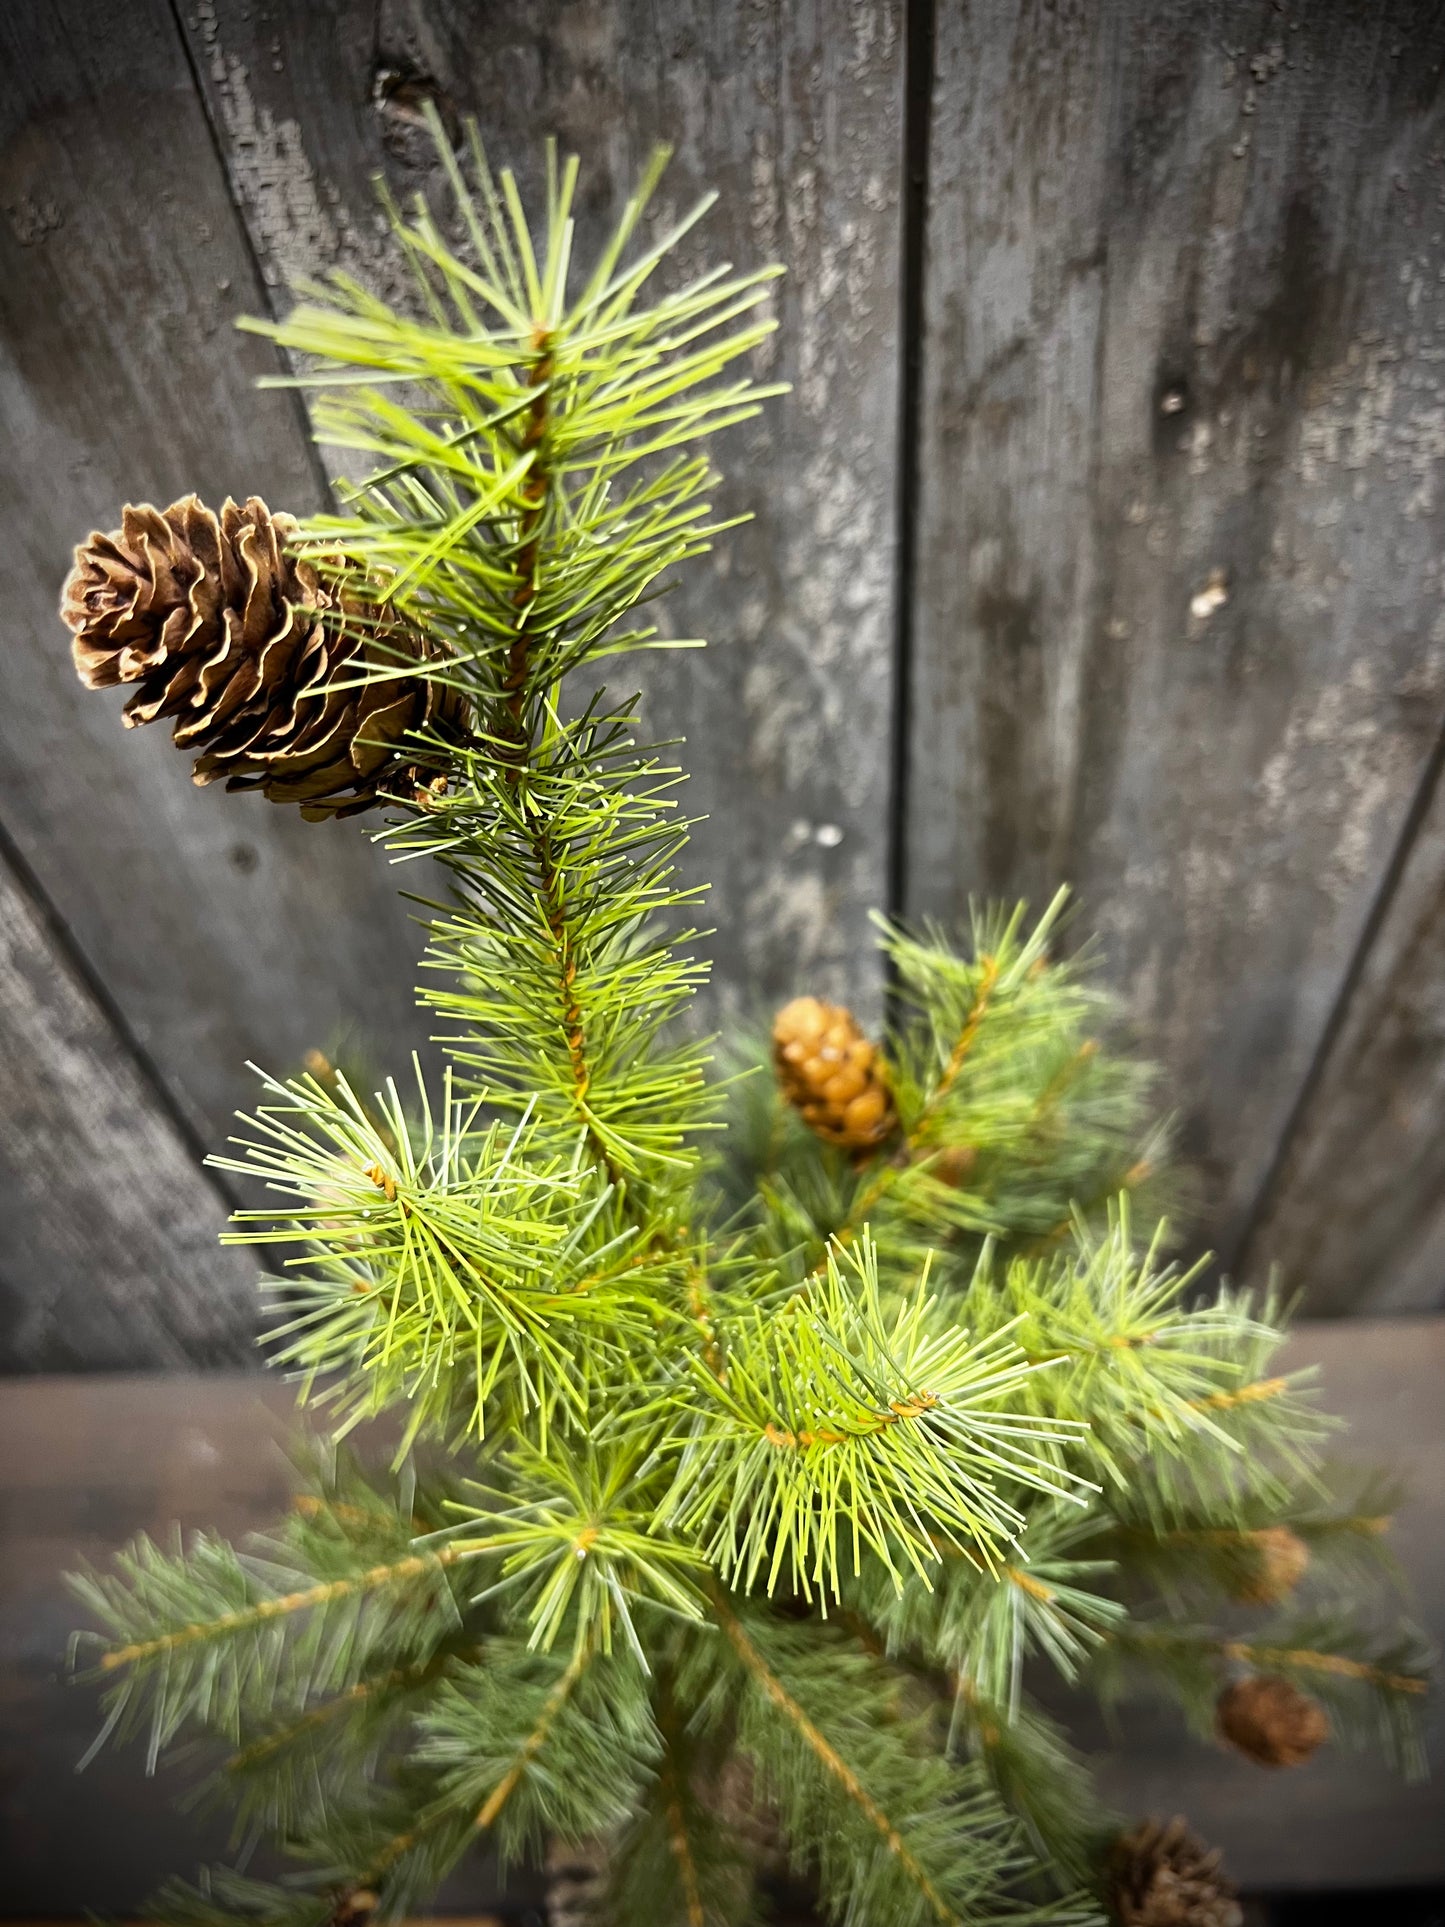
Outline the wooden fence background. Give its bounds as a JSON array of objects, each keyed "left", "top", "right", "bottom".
[{"left": 4, "top": 0, "right": 1445, "bottom": 1370}]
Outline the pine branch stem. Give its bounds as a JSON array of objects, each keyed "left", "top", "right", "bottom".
[
  {"left": 920, "top": 954, "right": 1001, "bottom": 1129},
  {"left": 475, "top": 1640, "right": 594, "bottom": 1829},
  {"left": 949, "top": 1671, "right": 1005, "bottom": 1748},
  {"left": 1005, "top": 1564, "right": 1056, "bottom": 1604},
  {"left": 708, "top": 1590, "right": 960, "bottom": 1927},
  {"left": 221, "top": 1656, "right": 449, "bottom": 1776},
  {"left": 363, "top": 1641, "right": 595, "bottom": 1887},
  {"left": 1189, "top": 1376, "right": 1289, "bottom": 1414},
  {"left": 492, "top": 334, "right": 627, "bottom": 1192},
  {"left": 686, "top": 1264, "right": 726, "bottom": 1379},
  {"left": 1218, "top": 1640, "right": 1427, "bottom": 1695},
  {"left": 533, "top": 816, "right": 626, "bottom": 1191},
  {"left": 760, "top": 1391, "right": 938, "bottom": 1451},
  {"left": 97, "top": 1545, "right": 476, "bottom": 1673},
  {"left": 657, "top": 1691, "right": 707, "bottom": 1927},
  {"left": 500, "top": 336, "right": 555, "bottom": 772},
  {"left": 1121, "top": 1626, "right": 1426, "bottom": 1695}
]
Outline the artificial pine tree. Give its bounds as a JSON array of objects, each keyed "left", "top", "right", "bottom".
[{"left": 62, "top": 125, "right": 1429, "bottom": 1927}]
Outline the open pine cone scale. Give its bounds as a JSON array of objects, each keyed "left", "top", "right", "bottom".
[{"left": 62, "top": 494, "right": 464, "bottom": 820}]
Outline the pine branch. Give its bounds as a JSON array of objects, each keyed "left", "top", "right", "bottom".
[
  {"left": 853, "top": 1502, "right": 1124, "bottom": 1709},
  {"left": 1098, "top": 1613, "right": 1432, "bottom": 1774},
  {"left": 599, "top": 1677, "right": 754, "bottom": 1927},
  {"left": 447, "top": 1435, "right": 708, "bottom": 1660},
  {"left": 410, "top": 1638, "right": 658, "bottom": 1871},
  {"left": 698, "top": 1596, "right": 1093, "bottom": 1927},
  {"left": 1213, "top": 1637, "right": 1426, "bottom": 1696},
  {"left": 946, "top": 1682, "right": 1108, "bottom": 1886},
  {"left": 731, "top": 901, "right": 1163, "bottom": 1289},
  {"left": 95, "top": 1549, "right": 469, "bottom": 1674},
  {"left": 665, "top": 1236, "right": 1087, "bottom": 1601},
  {"left": 207, "top": 1654, "right": 458, "bottom": 1841},
  {"left": 656, "top": 1708, "right": 710, "bottom": 1927},
  {"left": 217, "top": 1061, "right": 679, "bottom": 1441},
  {"left": 477, "top": 1638, "right": 593, "bottom": 1829},
  {"left": 709, "top": 1595, "right": 962, "bottom": 1927}
]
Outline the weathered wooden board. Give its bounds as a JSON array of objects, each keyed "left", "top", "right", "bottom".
[
  {"left": 0, "top": 838, "right": 256, "bottom": 1369},
  {"left": 0, "top": 0, "right": 437, "bottom": 1177},
  {"left": 2, "top": 1320, "right": 1439, "bottom": 1906},
  {"left": 906, "top": 0, "right": 1445, "bottom": 1276},
  {"left": 178, "top": 0, "right": 905, "bottom": 1025},
  {"left": 7, "top": 0, "right": 1445, "bottom": 1370},
  {"left": 1242, "top": 744, "right": 1445, "bottom": 1311}
]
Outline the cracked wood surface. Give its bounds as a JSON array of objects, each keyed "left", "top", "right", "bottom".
[{"left": 1245, "top": 739, "right": 1445, "bottom": 1312}]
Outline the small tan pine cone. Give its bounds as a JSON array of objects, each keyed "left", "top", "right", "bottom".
[
  {"left": 1105, "top": 1817, "right": 1242, "bottom": 1927},
  {"left": 1230, "top": 1526, "right": 1310, "bottom": 1605},
  {"left": 1216, "top": 1673, "right": 1329, "bottom": 1768},
  {"left": 61, "top": 495, "right": 463, "bottom": 819},
  {"left": 773, "top": 996, "right": 895, "bottom": 1150}
]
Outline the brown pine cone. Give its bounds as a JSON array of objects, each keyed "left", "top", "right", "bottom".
[
  {"left": 1106, "top": 1817, "right": 1242, "bottom": 1927},
  {"left": 61, "top": 495, "right": 463, "bottom": 819},
  {"left": 773, "top": 996, "right": 895, "bottom": 1149},
  {"left": 1230, "top": 1526, "right": 1310, "bottom": 1605},
  {"left": 1216, "top": 1673, "right": 1329, "bottom": 1767}
]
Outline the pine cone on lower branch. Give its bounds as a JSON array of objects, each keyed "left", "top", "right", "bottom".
[
  {"left": 61, "top": 494, "right": 464, "bottom": 819},
  {"left": 1105, "top": 1818, "right": 1243, "bottom": 1927},
  {"left": 1228, "top": 1526, "right": 1310, "bottom": 1605},
  {"left": 1215, "top": 1673, "right": 1329, "bottom": 1768}
]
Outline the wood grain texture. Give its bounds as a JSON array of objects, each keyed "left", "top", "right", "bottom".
[
  {"left": 0, "top": 0, "right": 438, "bottom": 1174},
  {"left": 906, "top": 0, "right": 1445, "bottom": 1272},
  {"left": 2, "top": 1324, "right": 1439, "bottom": 1903},
  {"left": 1243, "top": 744, "right": 1445, "bottom": 1311},
  {"left": 0, "top": 842, "right": 257, "bottom": 1370},
  {"left": 178, "top": 0, "right": 905, "bottom": 1024}
]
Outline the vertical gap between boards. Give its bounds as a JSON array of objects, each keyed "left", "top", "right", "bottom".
[{"left": 884, "top": 0, "right": 938, "bottom": 960}]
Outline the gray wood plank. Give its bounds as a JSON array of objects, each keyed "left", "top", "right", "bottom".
[
  {"left": 906, "top": 0, "right": 1445, "bottom": 1275},
  {"left": 0, "top": 840, "right": 256, "bottom": 1370},
  {"left": 2, "top": 1321, "right": 1439, "bottom": 1904},
  {"left": 1242, "top": 747, "right": 1445, "bottom": 1313},
  {"left": 179, "top": 0, "right": 905, "bottom": 1024},
  {"left": 0, "top": 0, "right": 438, "bottom": 1176}
]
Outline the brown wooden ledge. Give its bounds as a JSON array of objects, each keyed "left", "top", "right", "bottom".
[{"left": 0, "top": 1318, "right": 1440, "bottom": 1909}]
